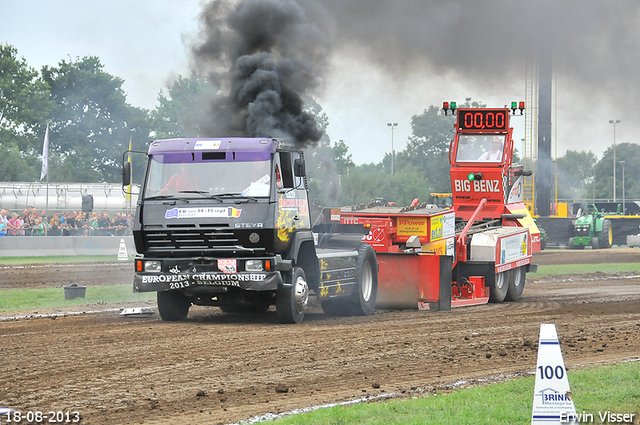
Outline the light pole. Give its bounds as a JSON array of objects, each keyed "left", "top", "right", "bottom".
[
  {"left": 387, "top": 123, "right": 398, "bottom": 175},
  {"left": 620, "top": 160, "right": 625, "bottom": 216},
  {"left": 593, "top": 165, "right": 596, "bottom": 202},
  {"left": 609, "top": 119, "right": 620, "bottom": 201}
]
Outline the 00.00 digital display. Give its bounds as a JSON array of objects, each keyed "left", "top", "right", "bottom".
[{"left": 458, "top": 109, "right": 508, "bottom": 131}]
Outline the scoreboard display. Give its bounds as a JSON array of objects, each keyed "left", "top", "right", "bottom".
[{"left": 457, "top": 109, "right": 509, "bottom": 132}]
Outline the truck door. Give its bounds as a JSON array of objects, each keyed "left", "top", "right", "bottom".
[{"left": 275, "top": 151, "right": 311, "bottom": 244}]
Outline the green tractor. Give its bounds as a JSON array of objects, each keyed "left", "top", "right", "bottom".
[
  {"left": 568, "top": 204, "right": 613, "bottom": 250},
  {"left": 538, "top": 223, "right": 547, "bottom": 250}
]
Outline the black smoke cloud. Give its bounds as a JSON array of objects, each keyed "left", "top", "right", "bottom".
[
  {"left": 190, "top": 0, "right": 640, "bottom": 149},
  {"left": 319, "top": 0, "right": 640, "bottom": 105},
  {"left": 192, "top": 0, "right": 333, "bottom": 147}
]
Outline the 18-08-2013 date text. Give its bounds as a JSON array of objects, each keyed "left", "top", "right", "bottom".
[{"left": 1, "top": 411, "right": 80, "bottom": 423}]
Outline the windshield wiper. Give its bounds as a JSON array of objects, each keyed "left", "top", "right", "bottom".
[
  {"left": 145, "top": 194, "right": 176, "bottom": 200},
  {"left": 213, "top": 192, "right": 258, "bottom": 202},
  {"left": 175, "top": 191, "right": 259, "bottom": 202},
  {"left": 211, "top": 192, "right": 242, "bottom": 197},
  {"left": 177, "top": 190, "right": 224, "bottom": 201}
]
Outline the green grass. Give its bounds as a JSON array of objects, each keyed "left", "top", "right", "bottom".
[
  {"left": 273, "top": 362, "right": 640, "bottom": 425},
  {"left": 0, "top": 284, "right": 154, "bottom": 313},
  {"left": 528, "top": 263, "right": 640, "bottom": 279},
  {"left": 0, "top": 255, "right": 127, "bottom": 266}
]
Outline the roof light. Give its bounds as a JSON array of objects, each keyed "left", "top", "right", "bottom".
[{"left": 442, "top": 101, "right": 454, "bottom": 116}]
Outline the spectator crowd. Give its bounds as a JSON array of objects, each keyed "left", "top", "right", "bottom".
[{"left": 0, "top": 207, "right": 133, "bottom": 236}]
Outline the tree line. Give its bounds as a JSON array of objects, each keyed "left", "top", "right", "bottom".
[{"left": 1, "top": 43, "right": 638, "bottom": 208}]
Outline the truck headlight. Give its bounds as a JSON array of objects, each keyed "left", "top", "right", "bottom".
[
  {"left": 245, "top": 260, "right": 263, "bottom": 271},
  {"left": 144, "top": 261, "right": 162, "bottom": 272}
]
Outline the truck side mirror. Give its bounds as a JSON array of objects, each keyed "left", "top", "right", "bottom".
[
  {"left": 294, "top": 158, "right": 306, "bottom": 177},
  {"left": 122, "top": 162, "right": 132, "bottom": 186}
]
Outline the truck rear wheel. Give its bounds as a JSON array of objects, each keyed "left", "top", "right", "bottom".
[
  {"left": 219, "top": 302, "right": 269, "bottom": 315},
  {"left": 505, "top": 266, "right": 525, "bottom": 301},
  {"left": 489, "top": 271, "right": 508, "bottom": 303},
  {"left": 157, "top": 290, "right": 191, "bottom": 321},
  {"left": 321, "top": 298, "right": 347, "bottom": 316},
  {"left": 347, "top": 244, "right": 378, "bottom": 316},
  {"left": 276, "top": 267, "right": 308, "bottom": 324}
]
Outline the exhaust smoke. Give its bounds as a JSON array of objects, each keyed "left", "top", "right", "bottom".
[{"left": 191, "top": 0, "right": 334, "bottom": 147}]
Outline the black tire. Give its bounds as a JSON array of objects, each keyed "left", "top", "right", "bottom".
[
  {"left": 505, "top": 266, "right": 525, "bottom": 301},
  {"left": 591, "top": 237, "right": 599, "bottom": 250},
  {"left": 347, "top": 244, "right": 378, "bottom": 316},
  {"left": 276, "top": 267, "right": 308, "bottom": 324},
  {"left": 538, "top": 226, "right": 547, "bottom": 250},
  {"left": 157, "top": 290, "right": 191, "bottom": 321},
  {"left": 568, "top": 238, "right": 584, "bottom": 250},
  {"left": 219, "top": 302, "right": 269, "bottom": 315},
  {"left": 218, "top": 302, "right": 236, "bottom": 314},
  {"left": 321, "top": 298, "right": 348, "bottom": 316},
  {"left": 600, "top": 219, "right": 612, "bottom": 248},
  {"left": 489, "top": 270, "right": 508, "bottom": 303}
]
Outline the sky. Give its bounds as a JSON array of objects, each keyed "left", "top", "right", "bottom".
[{"left": 2, "top": 0, "right": 639, "bottom": 165}]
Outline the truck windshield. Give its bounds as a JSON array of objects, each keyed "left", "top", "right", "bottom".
[
  {"left": 455, "top": 134, "right": 505, "bottom": 163},
  {"left": 144, "top": 153, "right": 271, "bottom": 199}
]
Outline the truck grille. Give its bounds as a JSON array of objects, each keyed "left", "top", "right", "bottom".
[{"left": 142, "top": 224, "right": 260, "bottom": 253}]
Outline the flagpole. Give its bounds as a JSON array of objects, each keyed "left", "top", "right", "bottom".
[
  {"left": 45, "top": 163, "right": 49, "bottom": 236},
  {"left": 41, "top": 123, "right": 50, "bottom": 236}
]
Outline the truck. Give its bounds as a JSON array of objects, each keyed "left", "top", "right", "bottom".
[
  {"left": 122, "top": 137, "right": 378, "bottom": 323},
  {"left": 338, "top": 102, "right": 540, "bottom": 308}
]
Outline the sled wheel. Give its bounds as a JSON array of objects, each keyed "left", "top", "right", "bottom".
[
  {"left": 348, "top": 244, "right": 378, "bottom": 316},
  {"left": 157, "top": 290, "right": 191, "bottom": 321},
  {"left": 489, "top": 270, "right": 508, "bottom": 303},
  {"left": 276, "top": 267, "right": 308, "bottom": 324},
  {"left": 505, "top": 266, "right": 526, "bottom": 301},
  {"left": 600, "top": 219, "right": 612, "bottom": 248}
]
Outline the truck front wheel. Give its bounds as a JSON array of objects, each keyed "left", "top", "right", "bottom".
[
  {"left": 276, "top": 267, "right": 308, "bottom": 324},
  {"left": 157, "top": 290, "right": 191, "bottom": 321}
]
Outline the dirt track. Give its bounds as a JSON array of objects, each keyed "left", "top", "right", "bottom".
[{"left": 1, "top": 249, "right": 639, "bottom": 425}]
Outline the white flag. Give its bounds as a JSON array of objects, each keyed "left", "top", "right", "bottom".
[{"left": 40, "top": 124, "right": 49, "bottom": 180}]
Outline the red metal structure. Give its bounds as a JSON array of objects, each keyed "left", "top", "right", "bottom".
[{"left": 338, "top": 103, "right": 539, "bottom": 310}]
